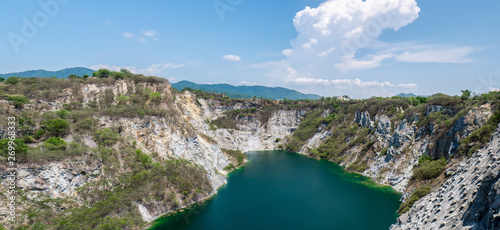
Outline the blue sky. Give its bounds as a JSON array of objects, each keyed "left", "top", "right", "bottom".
[{"left": 1, "top": 0, "right": 499, "bottom": 98}]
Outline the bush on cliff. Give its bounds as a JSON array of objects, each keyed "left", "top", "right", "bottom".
[
  {"left": 398, "top": 185, "right": 431, "bottom": 214},
  {"left": 412, "top": 157, "right": 447, "bottom": 181},
  {"left": 42, "top": 118, "right": 70, "bottom": 137}
]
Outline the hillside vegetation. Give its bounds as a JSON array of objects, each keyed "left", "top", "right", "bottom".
[
  {"left": 1, "top": 69, "right": 500, "bottom": 229},
  {"left": 0, "top": 71, "right": 213, "bottom": 229}
]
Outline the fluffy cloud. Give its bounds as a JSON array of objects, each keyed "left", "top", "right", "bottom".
[
  {"left": 123, "top": 29, "right": 158, "bottom": 42},
  {"left": 90, "top": 63, "right": 184, "bottom": 77},
  {"left": 222, "top": 54, "right": 242, "bottom": 62},
  {"left": 90, "top": 64, "right": 122, "bottom": 72},
  {"left": 238, "top": 81, "right": 258, "bottom": 86},
  {"left": 122, "top": 32, "right": 135, "bottom": 39},
  {"left": 137, "top": 63, "right": 184, "bottom": 75},
  {"left": 288, "top": 0, "right": 420, "bottom": 68},
  {"left": 141, "top": 29, "right": 159, "bottom": 37}
]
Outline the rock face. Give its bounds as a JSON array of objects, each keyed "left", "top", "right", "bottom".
[
  {"left": 1, "top": 78, "right": 498, "bottom": 228},
  {"left": 345, "top": 104, "right": 493, "bottom": 193},
  {"left": 177, "top": 93, "right": 305, "bottom": 153},
  {"left": 1, "top": 160, "right": 101, "bottom": 199},
  {"left": 391, "top": 124, "right": 500, "bottom": 230},
  {"left": 355, "top": 111, "right": 374, "bottom": 129}
]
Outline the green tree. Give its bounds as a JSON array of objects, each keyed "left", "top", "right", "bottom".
[
  {"left": 83, "top": 74, "right": 89, "bottom": 78},
  {"left": 111, "top": 71, "right": 125, "bottom": 80},
  {"left": 94, "top": 128, "right": 120, "bottom": 147},
  {"left": 95, "top": 69, "right": 112, "bottom": 78},
  {"left": 120, "top": 68, "right": 133, "bottom": 77},
  {"left": 0, "top": 138, "right": 28, "bottom": 157},
  {"left": 5, "top": 76, "right": 20, "bottom": 85},
  {"left": 42, "top": 119, "right": 70, "bottom": 137},
  {"left": 68, "top": 74, "right": 80, "bottom": 79},
  {"left": 461, "top": 89, "right": 471, "bottom": 100},
  {"left": 416, "top": 96, "right": 427, "bottom": 104},
  {"left": 0, "top": 77, "right": 5, "bottom": 82}
]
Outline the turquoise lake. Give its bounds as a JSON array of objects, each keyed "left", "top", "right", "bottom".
[{"left": 150, "top": 151, "right": 401, "bottom": 230}]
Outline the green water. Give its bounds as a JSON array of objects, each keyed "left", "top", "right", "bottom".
[{"left": 150, "top": 151, "right": 401, "bottom": 230}]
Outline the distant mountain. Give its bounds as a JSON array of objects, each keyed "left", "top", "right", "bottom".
[
  {"left": 0, "top": 67, "right": 95, "bottom": 79},
  {"left": 395, "top": 93, "right": 430, "bottom": 98},
  {"left": 172, "top": 80, "right": 322, "bottom": 100},
  {"left": 396, "top": 93, "right": 418, "bottom": 98}
]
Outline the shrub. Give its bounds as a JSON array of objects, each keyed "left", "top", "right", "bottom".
[
  {"left": 43, "top": 137, "right": 67, "bottom": 150},
  {"left": 117, "top": 95, "right": 130, "bottom": 104},
  {"left": 224, "top": 163, "right": 235, "bottom": 171},
  {"left": 6, "top": 95, "right": 31, "bottom": 108},
  {"left": 42, "top": 119, "right": 69, "bottom": 137},
  {"left": 221, "top": 148, "right": 246, "bottom": 166},
  {"left": 412, "top": 158, "right": 447, "bottom": 181},
  {"left": 0, "top": 138, "right": 28, "bottom": 158},
  {"left": 136, "top": 149, "right": 152, "bottom": 168},
  {"left": 74, "top": 118, "right": 96, "bottom": 133},
  {"left": 5, "top": 76, "right": 20, "bottom": 85},
  {"left": 94, "top": 69, "right": 112, "bottom": 78},
  {"left": 111, "top": 72, "right": 125, "bottom": 80},
  {"left": 149, "top": 92, "right": 162, "bottom": 103},
  {"left": 94, "top": 128, "right": 120, "bottom": 147},
  {"left": 398, "top": 185, "right": 431, "bottom": 214},
  {"left": 56, "top": 109, "right": 70, "bottom": 119},
  {"left": 211, "top": 115, "right": 238, "bottom": 129}
]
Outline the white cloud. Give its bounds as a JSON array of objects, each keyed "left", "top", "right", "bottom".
[
  {"left": 136, "top": 63, "right": 184, "bottom": 75},
  {"left": 335, "top": 53, "right": 394, "bottom": 71},
  {"left": 123, "top": 29, "right": 158, "bottom": 42},
  {"left": 282, "top": 49, "right": 293, "bottom": 57},
  {"left": 222, "top": 54, "right": 242, "bottom": 62},
  {"left": 238, "top": 81, "right": 258, "bottom": 86},
  {"left": 122, "top": 32, "right": 135, "bottom": 39},
  {"left": 288, "top": 0, "right": 420, "bottom": 71},
  {"left": 317, "top": 47, "right": 335, "bottom": 57},
  {"left": 395, "top": 46, "right": 476, "bottom": 63},
  {"left": 90, "top": 64, "right": 122, "bottom": 72},
  {"left": 142, "top": 29, "right": 159, "bottom": 37}
]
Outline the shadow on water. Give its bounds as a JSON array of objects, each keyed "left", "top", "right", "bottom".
[{"left": 150, "top": 150, "right": 401, "bottom": 230}]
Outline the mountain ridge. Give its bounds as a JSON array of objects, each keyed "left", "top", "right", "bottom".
[
  {"left": 0, "top": 67, "right": 95, "bottom": 79},
  {"left": 172, "top": 80, "right": 322, "bottom": 100}
]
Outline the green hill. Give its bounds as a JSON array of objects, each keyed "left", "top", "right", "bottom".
[
  {"left": 0, "top": 67, "right": 95, "bottom": 79},
  {"left": 172, "top": 80, "right": 322, "bottom": 100}
]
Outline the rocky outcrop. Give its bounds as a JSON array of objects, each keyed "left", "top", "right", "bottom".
[
  {"left": 375, "top": 114, "right": 391, "bottom": 135},
  {"left": 355, "top": 111, "right": 374, "bottom": 129},
  {"left": 98, "top": 116, "right": 230, "bottom": 191},
  {"left": 391, "top": 124, "right": 500, "bottom": 230},
  {"left": 0, "top": 159, "right": 101, "bottom": 200},
  {"left": 176, "top": 93, "right": 305, "bottom": 153}
]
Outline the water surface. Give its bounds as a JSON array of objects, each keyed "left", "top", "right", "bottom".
[{"left": 151, "top": 151, "right": 400, "bottom": 230}]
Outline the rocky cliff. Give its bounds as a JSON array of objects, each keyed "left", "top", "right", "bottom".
[
  {"left": 391, "top": 124, "right": 500, "bottom": 229},
  {"left": 1, "top": 77, "right": 499, "bottom": 229},
  {"left": 0, "top": 77, "right": 309, "bottom": 229}
]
